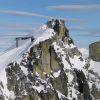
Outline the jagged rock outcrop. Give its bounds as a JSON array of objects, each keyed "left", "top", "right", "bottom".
[
  {"left": 29, "top": 39, "right": 61, "bottom": 77},
  {"left": 74, "top": 69, "right": 92, "bottom": 100},
  {"left": 89, "top": 41, "right": 100, "bottom": 61},
  {"left": 25, "top": 19, "right": 92, "bottom": 100}
]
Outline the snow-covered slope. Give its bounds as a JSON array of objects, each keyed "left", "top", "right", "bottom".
[
  {"left": 89, "top": 60, "right": 100, "bottom": 75},
  {"left": 79, "top": 48, "right": 100, "bottom": 76},
  {"left": 79, "top": 48, "right": 100, "bottom": 94},
  {"left": 0, "top": 23, "right": 56, "bottom": 100},
  {"left": 29, "top": 25, "right": 55, "bottom": 45},
  {"left": 0, "top": 39, "right": 31, "bottom": 69},
  {"left": 79, "top": 48, "right": 89, "bottom": 59},
  {"left": 0, "top": 24, "right": 55, "bottom": 70}
]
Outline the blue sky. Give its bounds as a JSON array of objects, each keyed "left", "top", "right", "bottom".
[{"left": 0, "top": 0, "right": 100, "bottom": 53}]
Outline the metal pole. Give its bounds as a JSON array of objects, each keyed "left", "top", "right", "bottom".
[{"left": 16, "top": 38, "right": 18, "bottom": 47}]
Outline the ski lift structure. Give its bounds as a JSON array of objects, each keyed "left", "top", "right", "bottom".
[{"left": 15, "top": 36, "right": 34, "bottom": 47}]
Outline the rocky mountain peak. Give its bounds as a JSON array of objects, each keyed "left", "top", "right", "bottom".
[
  {"left": 47, "top": 19, "right": 69, "bottom": 38},
  {"left": 0, "top": 19, "right": 100, "bottom": 100}
]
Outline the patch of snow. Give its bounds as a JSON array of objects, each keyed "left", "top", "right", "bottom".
[
  {"left": 33, "top": 28, "right": 55, "bottom": 45},
  {"left": 35, "top": 72, "right": 40, "bottom": 76},
  {"left": 79, "top": 48, "right": 89, "bottom": 59},
  {"left": 89, "top": 60, "right": 100, "bottom": 75},
  {"left": 70, "top": 56, "right": 86, "bottom": 70},
  {"left": 71, "top": 87, "right": 78, "bottom": 99},
  {"left": 33, "top": 85, "right": 44, "bottom": 93},
  {"left": 40, "top": 24, "right": 47, "bottom": 30},
  {"left": 64, "top": 44, "right": 70, "bottom": 48},
  {"left": 96, "top": 82, "right": 100, "bottom": 89},
  {"left": 23, "top": 90, "right": 28, "bottom": 95},
  {"left": 53, "top": 42, "right": 71, "bottom": 70},
  {"left": 56, "top": 90, "right": 67, "bottom": 99},
  {"left": 88, "top": 81, "right": 93, "bottom": 89},
  {"left": 20, "top": 66, "right": 28, "bottom": 75},
  {"left": 66, "top": 72, "right": 73, "bottom": 83},
  {"left": 32, "top": 75, "right": 52, "bottom": 93},
  {"left": 43, "top": 72, "right": 46, "bottom": 75},
  {"left": 53, "top": 70, "right": 61, "bottom": 78},
  {"left": 27, "top": 24, "right": 56, "bottom": 47},
  {"left": 67, "top": 85, "right": 79, "bottom": 100},
  {"left": 70, "top": 43, "right": 76, "bottom": 48}
]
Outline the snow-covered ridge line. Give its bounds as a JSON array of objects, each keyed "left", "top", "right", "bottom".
[
  {"left": 0, "top": 24, "right": 55, "bottom": 71},
  {"left": 0, "top": 40, "right": 31, "bottom": 70},
  {"left": 31, "top": 25, "right": 55, "bottom": 46},
  {"left": 78, "top": 48, "right": 89, "bottom": 59}
]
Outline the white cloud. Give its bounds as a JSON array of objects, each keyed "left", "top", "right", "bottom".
[
  {"left": 74, "top": 34, "right": 100, "bottom": 37},
  {"left": 0, "top": 10, "right": 82, "bottom": 22},
  {"left": 48, "top": 4, "right": 100, "bottom": 11},
  {"left": 0, "top": 23, "right": 40, "bottom": 27},
  {"left": 69, "top": 27, "right": 100, "bottom": 37},
  {"left": 0, "top": 27, "right": 34, "bottom": 31},
  {"left": 0, "top": 23, "right": 36, "bottom": 32},
  {"left": 69, "top": 27, "right": 100, "bottom": 34},
  {"left": 0, "top": 10, "right": 52, "bottom": 19}
]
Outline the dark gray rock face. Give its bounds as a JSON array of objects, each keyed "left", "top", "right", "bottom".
[
  {"left": 74, "top": 69, "right": 92, "bottom": 100},
  {"left": 6, "top": 62, "right": 38, "bottom": 100},
  {"left": 6, "top": 61, "right": 61, "bottom": 100},
  {"left": 89, "top": 41, "right": 100, "bottom": 61},
  {"left": 50, "top": 69, "right": 68, "bottom": 97}
]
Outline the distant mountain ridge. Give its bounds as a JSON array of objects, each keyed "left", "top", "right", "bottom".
[{"left": 89, "top": 41, "right": 100, "bottom": 61}]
